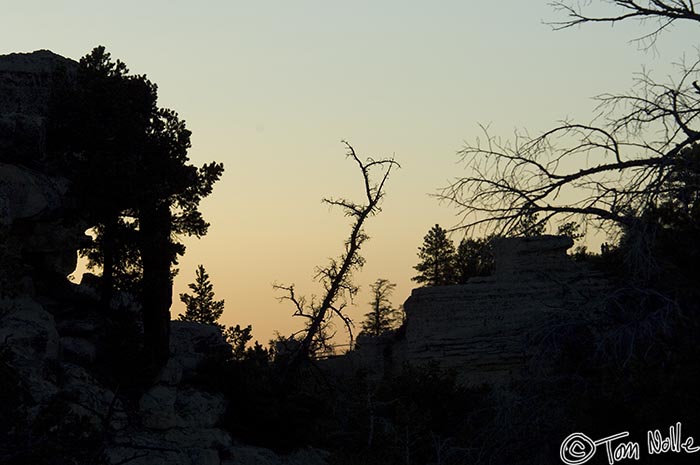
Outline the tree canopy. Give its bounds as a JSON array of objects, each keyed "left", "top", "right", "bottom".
[
  {"left": 455, "top": 237, "right": 493, "bottom": 284},
  {"left": 49, "top": 46, "right": 224, "bottom": 367}
]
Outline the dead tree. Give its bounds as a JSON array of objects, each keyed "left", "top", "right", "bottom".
[
  {"left": 276, "top": 141, "right": 399, "bottom": 367},
  {"left": 440, "top": 3, "right": 700, "bottom": 237}
]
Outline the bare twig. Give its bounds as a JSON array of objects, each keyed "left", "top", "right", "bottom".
[{"left": 548, "top": 1, "right": 700, "bottom": 48}]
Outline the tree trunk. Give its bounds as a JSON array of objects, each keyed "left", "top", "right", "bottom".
[
  {"left": 100, "top": 216, "right": 117, "bottom": 306},
  {"left": 140, "top": 200, "right": 173, "bottom": 369}
]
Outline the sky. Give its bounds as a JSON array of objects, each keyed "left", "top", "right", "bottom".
[{"left": 1, "top": 1, "right": 695, "bottom": 346}]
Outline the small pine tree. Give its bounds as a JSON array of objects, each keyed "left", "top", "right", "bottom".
[
  {"left": 361, "top": 278, "right": 398, "bottom": 337},
  {"left": 179, "top": 265, "right": 258, "bottom": 358},
  {"left": 412, "top": 224, "right": 457, "bottom": 286},
  {"left": 179, "top": 265, "right": 225, "bottom": 327}
]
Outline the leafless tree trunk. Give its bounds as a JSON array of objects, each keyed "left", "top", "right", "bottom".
[{"left": 276, "top": 141, "right": 399, "bottom": 368}]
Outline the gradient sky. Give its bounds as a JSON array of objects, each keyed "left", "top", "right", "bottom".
[{"left": 1, "top": 2, "right": 695, "bottom": 346}]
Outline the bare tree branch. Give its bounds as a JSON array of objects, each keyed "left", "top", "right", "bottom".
[
  {"left": 549, "top": 1, "right": 700, "bottom": 47},
  {"left": 439, "top": 61, "right": 700, "bottom": 236}
]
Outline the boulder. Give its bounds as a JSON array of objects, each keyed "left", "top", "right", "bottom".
[
  {"left": 139, "top": 384, "right": 178, "bottom": 430},
  {"left": 188, "top": 449, "right": 221, "bottom": 465},
  {"left": 0, "top": 163, "right": 69, "bottom": 225},
  {"left": 223, "top": 446, "right": 281, "bottom": 465},
  {"left": 159, "top": 321, "right": 230, "bottom": 385},
  {"left": 493, "top": 235, "right": 574, "bottom": 277},
  {"left": 175, "top": 387, "right": 227, "bottom": 429},
  {"left": 104, "top": 447, "right": 191, "bottom": 465},
  {"left": 60, "top": 336, "right": 97, "bottom": 364},
  {"left": 0, "top": 297, "right": 60, "bottom": 403},
  {"left": 0, "top": 163, "right": 86, "bottom": 283},
  {"left": 0, "top": 297, "right": 59, "bottom": 360},
  {"left": 107, "top": 427, "right": 233, "bottom": 464},
  {"left": 61, "top": 363, "right": 125, "bottom": 427}
]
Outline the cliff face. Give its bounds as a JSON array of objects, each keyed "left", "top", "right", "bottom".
[
  {"left": 344, "top": 236, "right": 612, "bottom": 385},
  {"left": 404, "top": 236, "right": 611, "bottom": 384},
  {"left": 0, "top": 50, "right": 83, "bottom": 296}
]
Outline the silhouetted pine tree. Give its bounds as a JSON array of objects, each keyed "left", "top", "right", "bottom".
[
  {"left": 412, "top": 224, "right": 457, "bottom": 286},
  {"left": 179, "top": 265, "right": 225, "bottom": 327},
  {"left": 360, "top": 278, "right": 398, "bottom": 336}
]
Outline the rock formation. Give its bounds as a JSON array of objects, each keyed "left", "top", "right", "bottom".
[
  {"left": 0, "top": 50, "right": 328, "bottom": 465},
  {"left": 0, "top": 51, "right": 84, "bottom": 296},
  {"left": 343, "top": 235, "right": 612, "bottom": 385}
]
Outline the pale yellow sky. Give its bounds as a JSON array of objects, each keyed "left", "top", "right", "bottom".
[{"left": 2, "top": 2, "right": 695, "bottom": 346}]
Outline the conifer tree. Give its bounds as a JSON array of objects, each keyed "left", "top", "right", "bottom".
[
  {"left": 179, "top": 265, "right": 225, "bottom": 327},
  {"left": 361, "top": 278, "right": 398, "bottom": 337},
  {"left": 412, "top": 224, "right": 457, "bottom": 286},
  {"left": 179, "top": 265, "right": 256, "bottom": 359},
  {"left": 52, "top": 46, "right": 224, "bottom": 367}
]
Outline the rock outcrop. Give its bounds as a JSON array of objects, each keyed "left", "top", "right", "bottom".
[
  {"left": 341, "top": 235, "right": 612, "bottom": 385},
  {"left": 0, "top": 50, "right": 85, "bottom": 295},
  {"left": 0, "top": 50, "right": 76, "bottom": 165}
]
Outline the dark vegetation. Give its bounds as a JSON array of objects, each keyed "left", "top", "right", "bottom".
[
  {"left": 412, "top": 223, "right": 495, "bottom": 286},
  {"left": 195, "top": 354, "right": 493, "bottom": 465}
]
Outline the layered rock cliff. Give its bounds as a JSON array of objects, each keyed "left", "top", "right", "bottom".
[
  {"left": 404, "top": 235, "right": 611, "bottom": 384},
  {"left": 342, "top": 236, "right": 612, "bottom": 385}
]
